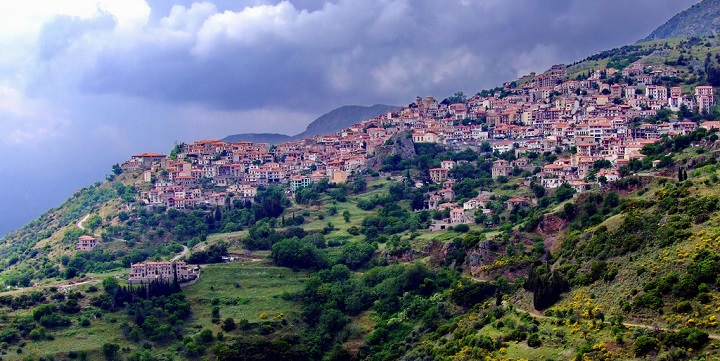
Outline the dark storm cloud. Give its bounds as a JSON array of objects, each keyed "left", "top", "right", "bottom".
[{"left": 70, "top": 0, "right": 698, "bottom": 113}]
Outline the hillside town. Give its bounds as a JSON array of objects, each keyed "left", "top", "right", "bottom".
[{"left": 121, "top": 61, "right": 717, "bottom": 228}]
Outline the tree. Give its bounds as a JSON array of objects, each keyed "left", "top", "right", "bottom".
[
  {"left": 252, "top": 186, "right": 289, "bottom": 219},
  {"left": 592, "top": 159, "right": 612, "bottom": 170},
  {"left": 102, "top": 342, "right": 120, "bottom": 360},
  {"left": 64, "top": 267, "right": 78, "bottom": 279},
  {"left": 480, "top": 142, "right": 492, "bottom": 152},
  {"left": 525, "top": 264, "right": 568, "bottom": 310},
  {"left": 271, "top": 238, "right": 327, "bottom": 269},
  {"left": 411, "top": 191, "right": 425, "bottom": 211},
  {"left": 222, "top": 318, "right": 237, "bottom": 331},
  {"left": 352, "top": 177, "right": 367, "bottom": 193},
  {"left": 102, "top": 277, "right": 120, "bottom": 297},
  {"left": 554, "top": 183, "right": 575, "bottom": 203},
  {"left": 86, "top": 214, "right": 102, "bottom": 230},
  {"left": 633, "top": 336, "right": 658, "bottom": 356},
  {"left": 168, "top": 142, "right": 185, "bottom": 160},
  {"left": 187, "top": 242, "right": 228, "bottom": 264},
  {"left": 444, "top": 91, "right": 467, "bottom": 104},
  {"left": 530, "top": 182, "right": 545, "bottom": 198},
  {"left": 342, "top": 210, "right": 351, "bottom": 223},
  {"left": 454, "top": 224, "right": 470, "bottom": 233},
  {"left": 679, "top": 104, "right": 693, "bottom": 119},
  {"left": 707, "top": 65, "right": 720, "bottom": 86},
  {"left": 527, "top": 333, "right": 542, "bottom": 348},
  {"left": 337, "top": 243, "right": 375, "bottom": 270}
]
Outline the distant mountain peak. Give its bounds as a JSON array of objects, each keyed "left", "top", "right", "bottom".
[
  {"left": 640, "top": 0, "right": 720, "bottom": 42},
  {"left": 222, "top": 104, "right": 399, "bottom": 144}
]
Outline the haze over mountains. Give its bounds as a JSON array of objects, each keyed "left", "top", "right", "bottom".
[
  {"left": 641, "top": 0, "right": 720, "bottom": 42},
  {"left": 222, "top": 104, "right": 399, "bottom": 144}
]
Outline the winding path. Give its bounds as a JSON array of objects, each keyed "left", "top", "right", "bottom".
[
  {"left": 76, "top": 214, "right": 90, "bottom": 230},
  {"left": 512, "top": 304, "right": 720, "bottom": 340},
  {"left": 469, "top": 277, "right": 720, "bottom": 340},
  {"left": 170, "top": 245, "right": 189, "bottom": 262},
  {"left": 77, "top": 213, "right": 102, "bottom": 237},
  {"left": 77, "top": 213, "right": 190, "bottom": 263}
]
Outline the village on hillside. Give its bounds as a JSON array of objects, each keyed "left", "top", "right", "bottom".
[{"left": 119, "top": 61, "right": 717, "bottom": 229}]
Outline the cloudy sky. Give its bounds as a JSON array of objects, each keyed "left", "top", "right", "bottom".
[{"left": 0, "top": 0, "right": 701, "bottom": 236}]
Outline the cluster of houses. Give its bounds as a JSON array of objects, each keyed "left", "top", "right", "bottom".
[
  {"left": 123, "top": 137, "right": 363, "bottom": 209},
  {"left": 119, "top": 59, "right": 716, "bottom": 229}
]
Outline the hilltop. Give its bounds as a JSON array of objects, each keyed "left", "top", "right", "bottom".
[
  {"left": 222, "top": 104, "right": 399, "bottom": 144},
  {"left": 641, "top": 0, "right": 720, "bottom": 42}
]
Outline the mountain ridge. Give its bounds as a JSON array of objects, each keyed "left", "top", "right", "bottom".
[
  {"left": 640, "top": 0, "right": 720, "bottom": 42},
  {"left": 222, "top": 104, "right": 399, "bottom": 144}
]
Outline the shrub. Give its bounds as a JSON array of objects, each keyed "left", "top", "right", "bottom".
[
  {"left": 673, "top": 276, "right": 698, "bottom": 299},
  {"left": 454, "top": 224, "right": 470, "bottom": 233},
  {"left": 664, "top": 327, "right": 709, "bottom": 349},
  {"left": 222, "top": 318, "right": 236, "bottom": 331},
  {"left": 347, "top": 226, "right": 360, "bottom": 236},
  {"left": 337, "top": 243, "right": 375, "bottom": 270},
  {"left": 633, "top": 335, "right": 658, "bottom": 356},
  {"left": 33, "top": 304, "right": 58, "bottom": 320},
  {"left": 633, "top": 290, "right": 663, "bottom": 311},
  {"left": 506, "top": 328, "right": 527, "bottom": 342},
  {"left": 102, "top": 342, "right": 120, "bottom": 360},
  {"left": 0, "top": 327, "right": 19, "bottom": 343},
  {"left": 527, "top": 333, "right": 541, "bottom": 348},
  {"left": 673, "top": 301, "right": 693, "bottom": 314},
  {"left": 271, "top": 238, "right": 327, "bottom": 269},
  {"left": 450, "top": 282, "right": 497, "bottom": 307},
  {"left": 196, "top": 329, "right": 214, "bottom": 344}
]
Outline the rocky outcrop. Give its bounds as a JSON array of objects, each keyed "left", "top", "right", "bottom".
[
  {"left": 365, "top": 131, "right": 417, "bottom": 170},
  {"left": 536, "top": 213, "right": 569, "bottom": 254},
  {"left": 538, "top": 213, "right": 567, "bottom": 234},
  {"left": 640, "top": 0, "right": 720, "bottom": 42}
]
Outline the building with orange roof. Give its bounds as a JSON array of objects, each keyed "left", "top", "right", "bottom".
[{"left": 77, "top": 235, "right": 98, "bottom": 251}]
